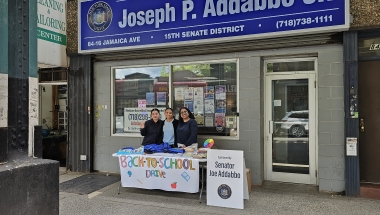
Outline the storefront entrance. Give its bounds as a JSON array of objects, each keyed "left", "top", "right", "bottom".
[
  {"left": 358, "top": 60, "right": 380, "bottom": 183},
  {"left": 264, "top": 59, "right": 317, "bottom": 184},
  {"left": 38, "top": 68, "right": 69, "bottom": 168}
]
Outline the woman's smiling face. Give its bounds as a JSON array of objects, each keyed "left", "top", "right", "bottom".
[
  {"left": 165, "top": 109, "right": 173, "bottom": 120},
  {"left": 151, "top": 110, "right": 160, "bottom": 121},
  {"left": 180, "top": 108, "right": 189, "bottom": 120}
]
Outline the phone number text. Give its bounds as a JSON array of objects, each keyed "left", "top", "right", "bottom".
[{"left": 276, "top": 15, "right": 333, "bottom": 29}]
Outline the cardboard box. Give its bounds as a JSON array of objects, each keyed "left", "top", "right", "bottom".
[{"left": 246, "top": 168, "right": 252, "bottom": 194}]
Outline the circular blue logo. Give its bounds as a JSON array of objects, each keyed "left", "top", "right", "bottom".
[
  {"left": 87, "top": 1, "right": 112, "bottom": 32},
  {"left": 217, "top": 184, "right": 232, "bottom": 199}
]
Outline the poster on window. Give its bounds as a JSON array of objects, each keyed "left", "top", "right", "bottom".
[
  {"left": 205, "top": 114, "right": 214, "bottom": 127},
  {"left": 215, "top": 85, "right": 226, "bottom": 100},
  {"left": 146, "top": 92, "right": 155, "bottom": 105},
  {"left": 124, "top": 108, "right": 166, "bottom": 132},
  {"left": 194, "top": 87, "right": 204, "bottom": 100},
  {"left": 184, "top": 101, "right": 194, "bottom": 112},
  {"left": 138, "top": 100, "right": 146, "bottom": 108},
  {"left": 205, "top": 100, "right": 215, "bottom": 113},
  {"left": 184, "top": 87, "right": 194, "bottom": 101},
  {"left": 216, "top": 99, "right": 226, "bottom": 113},
  {"left": 194, "top": 100, "right": 204, "bottom": 114},
  {"left": 174, "top": 87, "right": 184, "bottom": 101},
  {"left": 204, "top": 86, "right": 214, "bottom": 100},
  {"left": 157, "top": 92, "right": 166, "bottom": 105},
  {"left": 215, "top": 113, "right": 226, "bottom": 128}
]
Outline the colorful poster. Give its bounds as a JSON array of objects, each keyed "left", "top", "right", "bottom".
[
  {"left": 194, "top": 113, "right": 204, "bottom": 126},
  {"left": 184, "top": 101, "right": 194, "bottom": 112},
  {"left": 216, "top": 99, "right": 226, "bottom": 113},
  {"left": 138, "top": 100, "right": 146, "bottom": 108},
  {"left": 204, "top": 114, "right": 214, "bottom": 127},
  {"left": 204, "top": 86, "right": 214, "bottom": 100},
  {"left": 146, "top": 92, "right": 155, "bottom": 105},
  {"left": 193, "top": 100, "right": 204, "bottom": 114},
  {"left": 118, "top": 154, "right": 199, "bottom": 193},
  {"left": 215, "top": 113, "right": 226, "bottom": 127},
  {"left": 215, "top": 85, "right": 226, "bottom": 100},
  {"left": 174, "top": 87, "right": 184, "bottom": 101},
  {"left": 204, "top": 100, "right": 215, "bottom": 113},
  {"left": 194, "top": 87, "right": 204, "bottom": 100},
  {"left": 157, "top": 92, "right": 166, "bottom": 105},
  {"left": 184, "top": 87, "right": 194, "bottom": 100}
]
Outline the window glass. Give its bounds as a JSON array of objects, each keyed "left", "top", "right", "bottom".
[
  {"left": 114, "top": 66, "right": 169, "bottom": 133},
  {"left": 113, "top": 61, "right": 238, "bottom": 137},
  {"left": 267, "top": 61, "right": 314, "bottom": 73},
  {"left": 172, "top": 62, "right": 238, "bottom": 136},
  {"left": 358, "top": 37, "right": 380, "bottom": 58}
]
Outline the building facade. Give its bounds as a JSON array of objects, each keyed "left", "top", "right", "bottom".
[{"left": 64, "top": 0, "right": 380, "bottom": 194}]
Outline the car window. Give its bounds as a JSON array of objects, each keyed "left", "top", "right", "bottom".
[{"left": 289, "top": 113, "right": 308, "bottom": 119}]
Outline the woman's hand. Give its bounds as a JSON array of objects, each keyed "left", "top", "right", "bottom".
[{"left": 140, "top": 121, "right": 145, "bottom": 129}]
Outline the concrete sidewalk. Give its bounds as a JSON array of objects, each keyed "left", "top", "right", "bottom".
[{"left": 59, "top": 170, "right": 380, "bottom": 215}]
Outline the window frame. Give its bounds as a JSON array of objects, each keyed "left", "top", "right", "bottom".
[{"left": 110, "top": 59, "right": 239, "bottom": 140}]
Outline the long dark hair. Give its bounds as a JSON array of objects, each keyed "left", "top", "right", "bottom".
[{"left": 178, "top": 107, "right": 195, "bottom": 122}]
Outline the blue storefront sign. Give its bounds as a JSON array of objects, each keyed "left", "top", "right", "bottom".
[{"left": 78, "top": 0, "right": 349, "bottom": 53}]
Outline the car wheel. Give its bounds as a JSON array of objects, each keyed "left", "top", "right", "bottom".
[{"left": 289, "top": 125, "right": 305, "bottom": 137}]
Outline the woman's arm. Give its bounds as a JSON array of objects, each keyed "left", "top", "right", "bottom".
[
  {"left": 185, "top": 119, "right": 198, "bottom": 146},
  {"left": 140, "top": 121, "right": 147, "bottom": 136}
]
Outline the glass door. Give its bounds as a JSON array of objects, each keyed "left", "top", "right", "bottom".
[{"left": 265, "top": 74, "right": 316, "bottom": 184}]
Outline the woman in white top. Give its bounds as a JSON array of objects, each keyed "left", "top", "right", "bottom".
[{"left": 162, "top": 108, "right": 179, "bottom": 147}]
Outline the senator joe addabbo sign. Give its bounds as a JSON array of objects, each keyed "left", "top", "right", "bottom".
[{"left": 78, "top": 0, "right": 349, "bottom": 53}]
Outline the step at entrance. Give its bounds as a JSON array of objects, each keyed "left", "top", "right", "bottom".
[{"left": 360, "top": 183, "right": 380, "bottom": 200}]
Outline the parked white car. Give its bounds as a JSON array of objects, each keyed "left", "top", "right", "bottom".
[{"left": 280, "top": 111, "right": 309, "bottom": 137}]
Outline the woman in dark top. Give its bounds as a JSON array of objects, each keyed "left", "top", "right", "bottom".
[
  {"left": 177, "top": 107, "right": 198, "bottom": 147},
  {"left": 162, "top": 107, "right": 179, "bottom": 147},
  {"left": 140, "top": 108, "right": 163, "bottom": 146}
]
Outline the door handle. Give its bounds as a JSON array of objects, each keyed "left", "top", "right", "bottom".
[
  {"left": 269, "top": 120, "right": 273, "bottom": 134},
  {"left": 360, "top": 118, "right": 365, "bottom": 133}
]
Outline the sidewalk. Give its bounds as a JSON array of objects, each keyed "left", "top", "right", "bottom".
[{"left": 59, "top": 170, "right": 380, "bottom": 215}]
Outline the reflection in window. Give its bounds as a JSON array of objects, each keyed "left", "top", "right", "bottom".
[
  {"left": 114, "top": 66, "right": 169, "bottom": 133},
  {"left": 267, "top": 61, "right": 314, "bottom": 73},
  {"left": 358, "top": 37, "right": 380, "bottom": 58}
]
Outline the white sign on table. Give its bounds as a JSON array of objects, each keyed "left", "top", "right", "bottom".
[
  {"left": 207, "top": 149, "right": 249, "bottom": 209},
  {"left": 118, "top": 154, "right": 199, "bottom": 193}
]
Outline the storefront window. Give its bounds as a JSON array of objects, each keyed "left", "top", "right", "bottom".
[
  {"left": 171, "top": 61, "right": 237, "bottom": 137},
  {"left": 113, "top": 61, "right": 238, "bottom": 137},
  {"left": 114, "top": 66, "right": 169, "bottom": 133}
]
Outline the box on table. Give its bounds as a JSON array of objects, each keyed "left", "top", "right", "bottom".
[{"left": 246, "top": 168, "right": 252, "bottom": 194}]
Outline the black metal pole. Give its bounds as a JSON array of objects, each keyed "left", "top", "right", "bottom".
[
  {"left": 7, "top": 0, "right": 33, "bottom": 152},
  {"left": 343, "top": 31, "right": 360, "bottom": 196}
]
